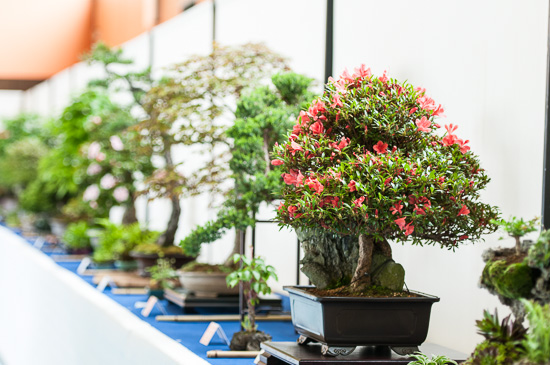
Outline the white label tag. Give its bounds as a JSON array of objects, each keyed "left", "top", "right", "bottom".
[
  {"left": 96, "top": 275, "right": 117, "bottom": 292},
  {"left": 141, "top": 296, "right": 158, "bottom": 317},
  {"left": 199, "top": 322, "right": 230, "bottom": 346},
  {"left": 77, "top": 257, "right": 92, "bottom": 275},
  {"left": 33, "top": 237, "right": 45, "bottom": 249}
]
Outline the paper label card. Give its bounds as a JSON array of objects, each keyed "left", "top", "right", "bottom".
[
  {"left": 33, "top": 237, "right": 45, "bottom": 249},
  {"left": 199, "top": 322, "right": 230, "bottom": 346},
  {"left": 96, "top": 275, "right": 117, "bottom": 292},
  {"left": 141, "top": 296, "right": 158, "bottom": 317},
  {"left": 77, "top": 257, "right": 92, "bottom": 275}
]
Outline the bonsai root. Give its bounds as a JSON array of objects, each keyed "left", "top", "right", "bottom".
[{"left": 229, "top": 330, "right": 272, "bottom": 351}]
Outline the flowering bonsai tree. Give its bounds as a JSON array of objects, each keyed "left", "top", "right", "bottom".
[{"left": 273, "top": 66, "right": 499, "bottom": 292}]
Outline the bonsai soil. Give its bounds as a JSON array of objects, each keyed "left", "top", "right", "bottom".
[{"left": 306, "top": 285, "right": 420, "bottom": 298}]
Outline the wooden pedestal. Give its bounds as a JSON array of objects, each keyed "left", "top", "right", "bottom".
[{"left": 258, "top": 342, "right": 467, "bottom": 365}]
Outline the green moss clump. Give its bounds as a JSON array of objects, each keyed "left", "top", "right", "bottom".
[
  {"left": 465, "top": 341, "right": 522, "bottom": 365},
  {"left": 482, "top": 260, "right": 535, "bottom": 299}
]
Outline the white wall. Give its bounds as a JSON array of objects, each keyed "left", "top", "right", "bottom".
[{"left": 1, "top": 0, "right": 548, "bottom": 354}]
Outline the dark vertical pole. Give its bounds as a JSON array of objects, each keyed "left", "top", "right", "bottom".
[
  {"left": 212, "top": 0, "right": 216, "bottom": 45},
  {"left": 239, "top": 229, "right": 245, "bottom": 330},
  {"left": 543, "top": 5, "right": 550, "bottom": 229},
  {"left": 251, "top": 226, "right": 256, "bottom": 258},
  {"left": 324, "top": 0, "right": 334, "bottom": 82},
  {"left": 296, "top": 238, "right": 300, "bottom": 285}
]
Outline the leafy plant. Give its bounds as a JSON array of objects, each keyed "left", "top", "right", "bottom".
[
  {"left": 491, "top": 217, "right": 539, "bottom": 255},
  {"left": 226, "top": 254, "right": 278, "bottom": 332},
  {"left": 408, "top": 352, "right": 457, "bottom": 365},
  {"left": 62, "top": 221, "right": 92, "bottom": 250},
  {"left": 521, "top": 300, "right": 550, "bottom": 364},
  {"left": 273, "top": 66, "right": 499, "bottom": 292},
  {"left": 180, "top": 72, "right": 315, "bottom": 261},
  {"left": 146, "top": 259, "right": 178, "bottom": 289},
  {"left": 0, "top": 137, "right": 49, "bottom": 191},
  {"left": 465, "top": 310, "right": 526, "bottom": 365},
  {"left": 112, "top": 222, "right": 159, "bottom": 260}
]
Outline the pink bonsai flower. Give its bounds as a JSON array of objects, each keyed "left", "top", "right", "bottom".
[
  {"left": 110, "top": 135, "right": 124, "bottom": 151},
  {"left": 113, "top": 186, "right": 130, "bottom": 202},
  {"left": 100, "top": 174, "right": 117, "bottom": 190},
  {"left": 83, "top": 185, "right": 100, "bottom": 202}
]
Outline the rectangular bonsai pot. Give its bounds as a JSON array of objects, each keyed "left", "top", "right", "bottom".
[{"left": 284, "top": 285, "right": 440, "bottom": 347}]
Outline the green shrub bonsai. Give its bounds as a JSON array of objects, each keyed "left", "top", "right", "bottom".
[
  {"left": 180, "top": 72, "right": 315, "bottom": 265},
  {"left": 146, "top": 259, "right": 179, "bottom": 291},
  {"left": 491, "top": 216, "right": 539, "bottom": 255},
  {"left": 226, "top": 254, "right": 278, "bottom": 351},
  {"left": 62, "top": 221, "right": 92, "bottom": 252},
  {"left": 273, "top": 66, "right": 499, "bottom": 292}
]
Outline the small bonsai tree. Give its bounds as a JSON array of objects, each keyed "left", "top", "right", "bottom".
[
  {"left": 226, "top": 254, "right": 278, "bottom": 351},
  {"left": 180, "top": 72, "right": 315, "bottom": 265},
  {"left": 273, "top": 66, "right": 499, "bottom": 292},
  {"left": 146, "top": 259, "right": 178, "bottom": 290},
  {"left": 62, "top": 221, "right": 92, "bottom": 253},
  {"left": 491, "top": 216, "right": 539, "bottom": 255}
]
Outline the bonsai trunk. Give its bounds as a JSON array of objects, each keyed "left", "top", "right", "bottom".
[
  {"left": 156, "top": 137, "right": 181, "bottom": 247},
  {"left": 224, "top": 229, "right": 245, "bottom": 268},
  {"left": 121, "top": 197, "right": 138, "bottom": 225},
  {"left": 351, "top": 234, "right": 393, "bottom": 291},
  {"left": 514, "top": 236, "right": 522, "bottom": 255},
  {"left": 247, "top": 290, "right": 257, "bottom": 331},
  {"left": 157, "top": 195, "right": 181, "bottom": 247}
]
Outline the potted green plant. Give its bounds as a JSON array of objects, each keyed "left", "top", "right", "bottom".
[
  {"left": 481, "top": 217, "right": 539, "bottom": 318},
  {"left": 62, "top": 221, "right": 92, "bottom": 254},
  {"left": 146, "top": 258, "right": 179, "bottom": 299},
  {"left": 463, "top": 309, "right": 527, "bottom": 365},
  {"left": 110, "top": 222, "right": 158, "bottom": 271},
  {"left": 178, "top": 72, "right": 314, "bottom": 293},
  {"left": 226, "top": 254, "right": 278, "bottom": 351},
  {"left": 272, "top": 66, "right": 499, "bottom": 356}
]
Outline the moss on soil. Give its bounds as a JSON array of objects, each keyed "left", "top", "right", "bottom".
[{"left": 306, "top": 285, "right": 420, "bottom": 298}]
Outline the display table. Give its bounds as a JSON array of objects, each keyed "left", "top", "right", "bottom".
[
  {"left": 259, "top": 342, "right": 467, "bottom": 365},
  {"left": 0, "top": 226, "right": 208, "bottom": 365}
]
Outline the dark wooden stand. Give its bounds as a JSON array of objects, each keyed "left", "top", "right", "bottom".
[
  {"left": 164, "top": 288, "right": 283, "bottom": 314},
  {"left": 258, "top": 342, "right": 467, "bottom": 365}
]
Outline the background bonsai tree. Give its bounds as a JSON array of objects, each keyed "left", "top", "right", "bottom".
[
  {"left": 0, "top": 114, "right": 52, "bottom": 217},
  {"left": 88, "top": 42, "right": 287, "bottom": 247},
  {"left": 28, "top": 89, "right": 151, "bottom": 225},
  {"left": 146, "top": 259, "right": 179, "bottom": 291},
  {"left": 180, "top": 72, "right": 315, "bottom": 265},
  {"left": 226, "top": 254, "right": 278, "bottom": 351},
  {"left": 491, "top": 216, "right": 539, "bottom": 255},
  {"left": 273, "top": 66, "right": 499, "bottom": 292}
]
